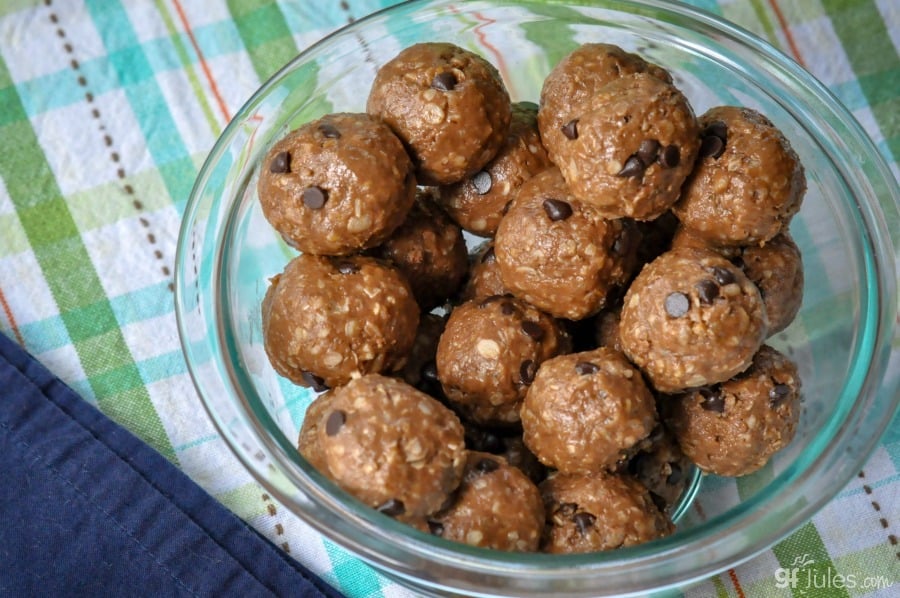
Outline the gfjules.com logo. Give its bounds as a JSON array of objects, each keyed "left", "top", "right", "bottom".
[{"left": 774, "top": 554, "right": 894, "bottom": 591}]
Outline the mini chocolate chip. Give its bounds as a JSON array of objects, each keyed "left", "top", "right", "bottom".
[
  {"left": 731, "top": 255, "right": 746, "bottom": 270},
  {"left": 377, "top": 498, "right": 405, "bottom": 517},
  {"left": 472, "top": 170, "right": 492, "bottom": 195},
  {"left": 475, "top": 458, "right": 500, "bottom": 474},
  {"left": 325, "top": 410, "right": 346, "bottom": 436},
  {"left": 427, "top": 520, "right": 444, "bottom": 536},
  {"left": 637, "top": 139, "right": 660, "bottom": 165},
  {"left": 769, "top": 384, "right": 792, "bottom": 407},
  {"left": 481, "top": 246, "right": 496, "bottom": 263},
  {"left": 710, "top": 266, "right": 735, "bottom": 285},
  {"left": 573, "top": 512, "right": 596, "bottom": 536},
  {"left": 575, "top": 361, "right": 600, "bottom": 375},
  {"left": 616, "top": 155, "right": 645, "bottom": 177},
  {"left": 696, "top": 279, "right": 720, "bottom": 304},
  {"left": 302, "top": 186, "right": 327, "bottom": 209},
  {"left": 336, "top": 260, "right": 360, "bottom": 274},
  {"left": 301, "top": 371, "right": 329, "bottom": 392},
  {"left": 666, "top": 463, "right": 683, "bottom": 485},
  {"left": 705, "top": 120, "right": 728, "bottom": 141},
  {"left": 431, "top": 71, "right": 458, "bottom": 91},
  {"left": 500, "top": 301, "right": 516, "bottom": 315},
  {"left": 269, "top": 151, "right": 290, "bottom": 173},
  {"left": 521, "top": 321, "right": 545, "bottom": 341},
  {"left": 659, "top": 144, "right": 680, "bottom": 168},
  {"left": 664, "top": 292, "right": 690, "bottom": 317},
  {"left": 520, "top": 359, "right": 536, "bottom": 385},
  {"left": 318, "top": 123, "right": 341, "bottom": 138},
  {"left": 699, "top": 388, "right": 725, "bottom": 413},
  {"left": 698, "top": 134, "right": 725, "bottom": 159},
  {"left": 561, "top": 118, "right": 579, "bottom": 140},
  {"left": 542, "top": 198, "right": 573, "bottom": 222}
]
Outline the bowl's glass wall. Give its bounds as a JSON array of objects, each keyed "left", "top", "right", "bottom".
[{"left": 176, "top": 1, "right": 899, "bottom": 596}]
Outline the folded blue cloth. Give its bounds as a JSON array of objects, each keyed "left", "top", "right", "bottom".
[{"left": 0, "top": 332, "right": 343, "bottom": 597}]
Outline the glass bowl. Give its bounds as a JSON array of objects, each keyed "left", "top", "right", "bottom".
[{"left": 174, "top": 0, "right": 900, "bottom": 596}]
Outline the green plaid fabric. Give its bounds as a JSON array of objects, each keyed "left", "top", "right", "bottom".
[{"left": 0, "top": 0, "right": 897, "bottom": 596}]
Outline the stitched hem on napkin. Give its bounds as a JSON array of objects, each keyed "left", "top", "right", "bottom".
[{"left": 0, "top": 332, "right": 343, "bottom": 598}]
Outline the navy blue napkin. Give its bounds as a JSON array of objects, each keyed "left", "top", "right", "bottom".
[{"left": 0, "top": 332, "right": 343, "bottom": 597}]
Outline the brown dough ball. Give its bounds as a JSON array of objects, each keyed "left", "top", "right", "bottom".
[
  {"left": 428, "top": 452, "right": 545, "bottom": 551},
  {"left": 367, "top": 42, "right": 511, "bottom": 185},
  {"left": 521, "top": 348, "right": 657, "bottom": 473},
  {"left": 438, "top": 101, "right": 552, "bottom": 236},
  {"left": 620, "top": 247, "right": 768, "bottom": 393},
  {"left": 460, "top": 241, "right": 510, "bottom": 302},
  {"left": 262, "top": 254, "right": 419, "bottom": 389},
  {"left": 670, "top": 224, "right": 743, "bottom": 259},
  {"left": 369, "top": 192, "right": 469, "bottom": 310},
  {"left": 436, "top": 296, "right": 569, "bottom": 426},
  {"left": 736, "top": 232, "right": 804, "bottom": 336},
  {"left": 494, "top": 167, "right": 636, "bottom": 320},
  {"left": 669, "top": 345, "right": 802, "bottom": 477},
  {"left": 673, "top": 106, "right": 806, "bottom": 246},
  {"left": 553, "top": 73, "right": 700, "bottom": 220},
  {"left": 318, "top": 375, "right": 466, "bottom": 520},
  {"left": 538, "top": 43, "right": 672, "bottom": 165},
  {"left": 257, "top": 112, "right": 416, "bottom": 255},
  {"left": 540, "top": 471, "right": 674, "bottom": 553}
]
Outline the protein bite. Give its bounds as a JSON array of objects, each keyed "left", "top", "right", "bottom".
[
  {"left": 521, "top": 348, "right": 657, "bottom": 473},
  {"left": 438, "top": 101, "right": 552, "bottom": 236},
  {"left": 669, "top": 345, "right": 801, "bottom": 477},
  {"left": 552, "top": 73, "right": 700, "bottom": 220},
  {"left": 428, "top": 452, "right": 545, "bottom": 551},
  {"left": 257, "top": 112, "right": 416, "bottom": 255},
  {"left": 619, "top": 247, "right": 768, "bottom": 393},
  {"left": 436, "top": 295, "right": 569, "bottom": 426},
  {"left": 369, "top": 192, "right": 469, "bottom": 310},
  {"left": 367, "top": 42, "right": 511, "bottom": 185},
  {"left": 262, "top": 254, "right": 419, "bottom": 389},
  {"left": 735, "top": 232, "right": 804, "bottom": 336},
  {"left": 540, "top": 471, "right": 674, "bottom": 554},
  {"left": 538, "top": 43, "right": 672, "bottom": 165},
  {"left": 494, "top": 167, "right": 637, "bottom": 320},
  {"left": 318, "top": 375, "right": 466, "bottom": 520},
  {"left": 673, "top": 106, "right": 806, "bottom": 246}
]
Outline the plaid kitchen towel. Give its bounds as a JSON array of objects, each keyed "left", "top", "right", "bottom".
[{"left": 0, "top": 0, "right": 897, "bottom": 597}]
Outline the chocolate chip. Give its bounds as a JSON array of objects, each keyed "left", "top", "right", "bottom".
[
  {"left": 325, "top": 410, "right": 346, "bottom": 436},
  {"left": 710, "top": 266, "right": 735, "bottom": 285},
  {"left": 696, "top": 279, "right": 719, "bottom": 304},
  {"left": 637, "top": 139, "right": 660, "bottom": 165},
  {"left": 699, "top": 388, "right": 725, "bottom": 413},
  {"left": 481, "top": 246, "right": 496, "bottom": 263},
  {"left": 318, "top": 123, "right": 341, "bottom": 139},
  {"left": 500, "top": 301, "right": 516, "bottom": 316},
  {"left": 573, "top": 512, "right": 596, "bottom": 536},
  {"left": 336, "top": 260, "right": 360, "bottom": 274},
  {"left": 521, "top": 321, "right": 545, "bottom": 341},
  {"left": 427, "top": 520, "right": 444, "bottom": 536},
  {"left": 698, "top": 134, "right": 725, "bottom": 159},
  {"left": 769, "top": 383, "right": 792, "bottom": 407},
  {"left": 705, "top": 120, "right": 728, "bottom": 142},
  {"left": 377, "top": 498, "right": 405, "bottom": 517},
  {"left": 659, "top": 144, "right": 680, "bottom": 168},
  {"left": 269, "top": 151, "right": 290, "bottom": 173},
  {"left": 575, "top": 361, "right": 600, "bottom": 375},
  {"left": 302, "top": 186, "right": 327, "bottom": 209},
  {"left": 542, "top": 198, "right": 573, "bottom": 222},
  {"left": 520, "top": 359, "right": 536, "bottom": 386},
  {"left": 301, "top": 371, "right": 329, "bottom": 392},
  {"left": 616, "top": 155, "right": 645, "bottom": 178},
  {"left": 664, "top": 292, "right": 690, "bottom": 317},
  {"left": 472, "top": 170, "right": 492, "bottom": 195},
  {"left": 431, "top": 71, "right": 458, "bottom": 91},
  {"left": 475, "top": 457, "right": 500, "bottom": 474},
  {"left": 561, "top": 118, "right": 578, "bottom": 140},
  {"left": 731, "top": 255, "right": 746, "bottom": 270},
  {"left": 667, "top": 463, "right": 683, "bottom": 485}
]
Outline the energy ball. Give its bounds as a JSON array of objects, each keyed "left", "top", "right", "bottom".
[
  {"left": 436, "top": 295, "right": 569, "bottom": 426},
  {"left": 460, "top": 242, "right": 510, "bottom": 302},
  {"left": 673, "top": 106, "right": 806, "bottom": 246},
  {"left": 318, "top": 375, "right": 466, "bottom": 520},
  {"left": 494, "top": 167, "right": 637, "bottom": 320},
  {"left": 257, "top": 112, "right": 416, "bottom": 255},
  {"left": 552, "top": 73, "right": 701, "bottom": 220},
  {"left": 438, "top": 101, "right": 552, "bottom": 236},
  {"left": 539, "top": 43, "right": 672, "bottom": 165},
  {"left": 521, "top": 348, "right": 657, "bottom": 473},
  {"left": 262, "top": 254, "right": 419, "bottom": 389},
  {"left": 624, "top": 425, "right": 693, "bottom": 512},
  {"left": 428, "top": 452, "right": 545, "bottom": 552},
  {"left": 669, "top": 345, "right": 802, "bottom": 477},
  {"left": 735, "top": 232, "right": 804, "bottom": 336},
  {"left": 540, "top": 471, "right": 674, "bottom": 554},
  {"left": 369, "top": 192, "right": 469, "bottom": 310},
  {"left": 619, "top": 247, "right": 768, "bottom": 393},
  {"left": 367, "top": 42, "right": 512, "bottom": 185}
]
